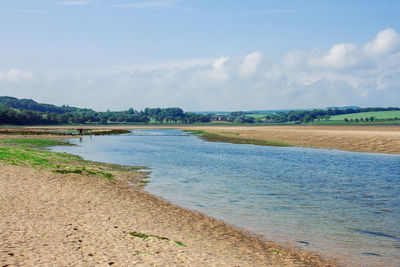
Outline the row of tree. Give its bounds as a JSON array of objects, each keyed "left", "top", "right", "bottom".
[
  {"left": 0, "top": 105, "right": 212, "bottom": 125},
  {"left": 1, "top": 96, "right": 399, "bottom": 125},
  {"left": 247, "top": 107, "right": 399, "bottom": 123}
]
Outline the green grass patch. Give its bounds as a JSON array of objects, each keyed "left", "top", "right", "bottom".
[
  {"left": 0, "top": 146, "right": 51, "bottom": 167},
  {"left": 129, "top": 232, "right": 151, "bottom": 239},
  {"left": 247, "top": 113, "right": 267, "bottom": 119},
  {"left": 101, "top": 172, "right": 114, "bottom": 179},
  {"left": 174, "top": 241, "right": 187, "bottom": 247},
  {"left": 1, "top": 138, "right": 68, "bottom": 147},
  {"left": 184, "top": 130, "right": 291, "bottom": 147},
  {"left": 330, "top": 111, "right": 400, "bottom": 121},
  {"left": 0, "top": 138, "right": 141, "bottom": 182},
  {"left": 129, "top": 231, "right": 186, "bottom": 247},
  {"left": 53, "top": 166, "right": 114, "bottom": 179},
  {"left": 218, "top": 131, "right": 240, "bottom": 136}
]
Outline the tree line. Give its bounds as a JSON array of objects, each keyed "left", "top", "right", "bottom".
[
  {"left": 232, "top": 107, "right": 400, "bottom": 123},
  {"left": 0, "top": 97, "right": 211, "bottom": 125},
  {"left": 0, "top": 96, "right": 399, "bottom": 125}
]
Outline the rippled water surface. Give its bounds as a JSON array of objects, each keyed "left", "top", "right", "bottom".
[{"left": 51, "top": 129, "right": 400, "bottom": 266}]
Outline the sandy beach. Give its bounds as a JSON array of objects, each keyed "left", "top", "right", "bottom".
[
  {"left": 177, "top": 125, "right": 400, "bottom": 155},
  {"left": 0, "top": 163, "right": 336, "bottom": 266},
  {"left": 2, "top": 125, "right": 398, "bottom": 266}
]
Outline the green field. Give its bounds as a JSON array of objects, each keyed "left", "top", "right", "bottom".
[{"left": 329, "top": 111, "right": 400, "bottom": 121}]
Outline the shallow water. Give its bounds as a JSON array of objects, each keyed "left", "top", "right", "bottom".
[{"left": 51, "top": 129, "right": 400, "bottom": 266}]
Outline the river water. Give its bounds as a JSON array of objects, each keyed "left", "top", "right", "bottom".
[{"left": 51, "top": 129, "right": 400, "bottom": 266}]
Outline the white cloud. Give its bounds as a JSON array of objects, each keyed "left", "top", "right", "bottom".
[
  {"left": 206, "top": 56, "right": 230, "bottom": 81},
  {"left": 3, "top": 28, "right": 400, "bottom": 111},
  {"left": 240, "top": 52, "right": 263, "bottom": 77},
  {"left": 107, "top": 58, "right": 213, "bottom": 73},
  {"left": 317, "top": 43, "right": 359, "bottom": 68},
  {"left": 364, "top": 28, "right": 400, "bottom": 55},
  {"left": 0, "top": 69, "right": 34, "bottom": 82}
]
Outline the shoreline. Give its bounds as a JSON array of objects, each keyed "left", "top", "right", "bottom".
[
  {"left": 0, "top": 134, "right": 338, "bottom": 266},
  {"left": 15, "top": 124, "right": 400, "bottom": 155}
]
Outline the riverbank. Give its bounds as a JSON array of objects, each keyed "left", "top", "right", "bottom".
[
  {"left": 20, "top": 125, "right": 400, "bottom": 154},
  {"left": 179, "top": 125, "right": 400, "bottom": 155},
  {"left": 0, "top": 136, "right": 336, "bottom": 266}
]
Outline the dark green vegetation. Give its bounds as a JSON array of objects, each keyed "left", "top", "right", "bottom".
[
  {"left": 240, "top": 107, "right": 400, "bottom": 124},
  {"left": 53, "top": 166, "right": 114, "bottom": 180},
  {"left": 183, "top": 130, "right": 291, "bottom": 147},
  {"left": 129, "top": 231, "right": 187, "bottom": 247},
  {"left": 0, "top": 96, "right": 209, "bottom": 125},
  {"left": 1, "top": 96, "right": 399, "bottom": 126},
  {"left": 329, "top": 111, "right": 400, "bottom": 122},
  {"left": 0, "top": 128, "right": 130, "bottom": 136},
  {"left": 0, "top": 138, "right": 142, "bottom": 180}
]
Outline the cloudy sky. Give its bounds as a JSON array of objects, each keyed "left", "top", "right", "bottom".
[{"left": 0, "top": 0, "right": 399, "bottom": 111}]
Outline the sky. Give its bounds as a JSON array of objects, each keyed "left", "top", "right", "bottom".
[{"left": 0, "top": 0, "right": 399, "bottom": 111}]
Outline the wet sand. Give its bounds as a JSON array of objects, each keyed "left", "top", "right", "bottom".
[
  {"left": 0, "top": 163, "right": 336, "bottom": 266},
  {"left": 177, "top": 125, "right": 400, "bottom": 154}
]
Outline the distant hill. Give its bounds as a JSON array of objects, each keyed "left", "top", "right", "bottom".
[
  {"left": 0, "top": 96, "right": 93, "bottom": 114},
  {"left": 194, "top": 106, "right": 362, "bottom": 115},
  {"left": 326, "top": 106, "right": 361, "bottom": 110}
]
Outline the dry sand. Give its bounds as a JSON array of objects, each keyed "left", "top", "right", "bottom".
[
  {"left": 0, "top": 164, "right": 336, "bottom": 266},
  {"left": 177, "top": 125, "right": 400, "bottom": 154}
]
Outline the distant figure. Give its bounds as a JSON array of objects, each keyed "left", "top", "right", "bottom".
[{"left": 78, "top": 129, "right": 83, "bottom": 143}]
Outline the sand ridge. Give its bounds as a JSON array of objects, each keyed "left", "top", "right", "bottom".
[
  {"left": 177, "top": 125, "right": 400, "bottom": 154},
  {"left": 0, "top": 164, "right": 337, "bottom": 266}
]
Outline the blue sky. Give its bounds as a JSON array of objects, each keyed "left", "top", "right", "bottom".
[{"left": 0, "top": 0, "right": 399, "bottom": 111}]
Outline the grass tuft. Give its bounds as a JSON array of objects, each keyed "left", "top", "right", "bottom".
[
  {"left": 129, "top": 231, "right": 187, "bottom": 247},
  {"left": 129, "top": 232, "right": 150, "bottom": 239},
  {"left": 174, "top": 241, "right": 187, "bottom": 247}
]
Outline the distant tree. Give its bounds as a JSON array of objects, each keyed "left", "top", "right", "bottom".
[
  {"left": 344, "top": 118, "right": 348, "bottom": 122},
  {"left": 155, "top": 114, "right": 164, "bottom": 123},
  {"left": 302, "top": 114, "right": 313, "bottom": 123},
  {"left": 370, "top": 116, "right": 374, "bottom": 121},
  {"left": 100, "top": 117, "right": 107, "bottom": 124}
]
